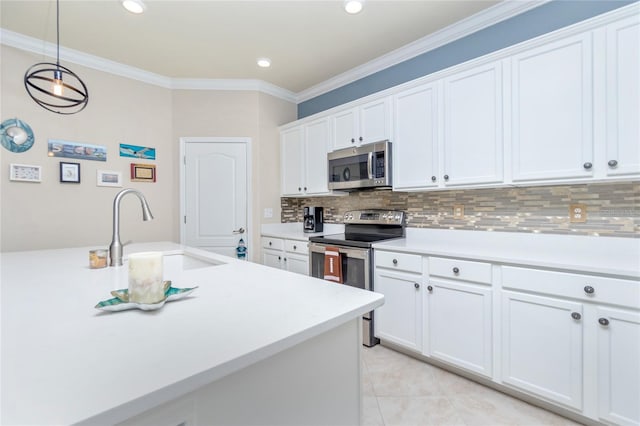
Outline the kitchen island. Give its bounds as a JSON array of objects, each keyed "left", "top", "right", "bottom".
[{"left": 1, "top": 242, "right": 384, "bottom": 425}]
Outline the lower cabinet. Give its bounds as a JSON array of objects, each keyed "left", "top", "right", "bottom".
[
  {"left": 501, "top": 291, "right": 584, "bottom": 410},
  {"left": 374, "top": 269, "right": 423, "bottom": 352},
  {"left": 426, "top": 279, "right": 493, "bottom": 377},
  {"left": 261, "top": 236, "right": 309, "bottom": 275}
]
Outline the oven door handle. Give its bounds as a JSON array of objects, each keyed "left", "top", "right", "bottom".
[
  {"left": 309, "top": 242, "right": 369, "bottom": 260},
  {"left": 367, "top": 152, "right": 374, "bottom": 180}
]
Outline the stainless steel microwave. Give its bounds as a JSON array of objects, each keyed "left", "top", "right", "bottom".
[{"left": 328, "top": 141, "right": 392, "bottom": 191}]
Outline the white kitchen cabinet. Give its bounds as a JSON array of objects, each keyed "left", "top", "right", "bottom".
[
  {"left": 425, "top": 278, "right": 493, "bottom": 377},
  {"left": 280, "top": 118, "right": 331, "bottom": 197},
  {"left": 374, "top": 269, "right": 423, "bottom": 352},
  {"left": 442, "top": 61, "right": 504, "bottom": 187},
  {"left": 597, "top": 307, "right": 640, "bottom": 426},
  {"left": 605, "top": 16, "right": 640, "bottom": 178},
  {"left": 501, "top": 291, "right": 584, "bottom": 410},
  {"left": 511, "top": 33, "right": 594, "bottom": 182},
  {"left": 392, "top": 82, "right": 440, "bottom": 190},
  {"left": 261, "top": 237, "right": 309, "bottom": 275},
  {"left": 331, "top": 97, "right": 391, "bottom": 151}
]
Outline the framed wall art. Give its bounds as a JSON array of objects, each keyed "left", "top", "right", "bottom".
[
  {"left": 130, "top": 163, "right": 156, "bottom": 182},
  {"left": 48, "top": 139, "right": 106, "bottom": 162},
  {"left": 97, "top": 170, "right": 122, "bottom": 187},
  {"left": 9, "top": 163, "right": 41, "bottom": 182},
  {"left": 60, "top": 162, "right": 80, "bottom": 183}
]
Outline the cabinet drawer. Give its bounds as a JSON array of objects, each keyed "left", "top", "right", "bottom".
[
  {"left": 262, "top": 237, "right": 284, "bottom": 251},
  {"left": 502, "top": 266, "right": 640, "bottom": 309},
  {"left": 375, "top": 251, "right": 422, "bottom": 273},
  {"left": 285, "top": 239, "right": 308, "bottom": 254},
  {"left": 429, "top": 257, "right": 492, "bottom": 284}
]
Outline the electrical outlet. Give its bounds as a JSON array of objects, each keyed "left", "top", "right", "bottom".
[
  {"left": 569, "top": 204, "right": 587, "bottom": 223},
  {"left": 453, "top": 204, "right": 464, "bottom": 219},
  {"left": 264, "top": 208, "right": 273, "bottom": 219}
]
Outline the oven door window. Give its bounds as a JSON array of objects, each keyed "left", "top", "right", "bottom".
[{"left": 329, "top": 154, "right": 369, "bottom": 183}]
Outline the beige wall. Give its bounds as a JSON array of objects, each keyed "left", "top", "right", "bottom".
[
  {"left": 171, "top": 90, "right": 296, "bottom": 261},
  {"left": 1, "top": 45, "right": 297, "bottom": 255}
]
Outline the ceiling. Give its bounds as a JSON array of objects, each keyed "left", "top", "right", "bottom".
[{"left": 0, "top": 1, "right": 502, "bottom": 95}]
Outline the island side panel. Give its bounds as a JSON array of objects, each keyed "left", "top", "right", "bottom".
[{"left": 118, "top": 318, "right": 362, "bottom": 426}]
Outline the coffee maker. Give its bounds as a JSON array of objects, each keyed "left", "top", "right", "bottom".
[{"left": 303, "top": 207, "right": 323, "bottom": 233}]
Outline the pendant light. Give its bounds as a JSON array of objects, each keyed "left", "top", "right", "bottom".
[{"left": 24, "top": 0, "right": 89, "bottom": 114}]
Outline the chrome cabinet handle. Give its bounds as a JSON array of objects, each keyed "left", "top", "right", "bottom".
[
  {"left": 584, "top": 285, "right": 595, "bottom": 294},
  {"left": 233, "top": 227, "right": 245, "bottom": 234},
  {"left": 414, "top": 283, "right": 420, "bottom": 289},
  {"left": 608, "top": 160, "right": 618, "bottom": 168},
  {"left": 453, "top": 267, "right": 460, "bottom": 274},
  {"left": 431, "top": 176, "right": 436, "bottom": 182},
  {"left": 583, "top": 162, "right": 593, "bottom": 169},
  {"left": 392, "top": 259, "right": 398, "bottom": 265},
  {"left": 571, "top": 312, "right": 581, "bottom": 320},
  {"left": 599, "top": 318, "right": 610, "bottom": 326},
  {"left": 427, "top": 285, "right": 433, "bottom": 292}
]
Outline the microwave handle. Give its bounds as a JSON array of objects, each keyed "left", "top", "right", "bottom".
[{"left": 367, "top": 152, "right": 374, "bottom": 179}]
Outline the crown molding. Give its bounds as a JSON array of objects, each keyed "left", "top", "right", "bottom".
[
  {"left": 171, "top": 78, "right": 297, "bottom": 102},
  {"left": 295, "top": 0, "right": 550, "bottom": 103}
]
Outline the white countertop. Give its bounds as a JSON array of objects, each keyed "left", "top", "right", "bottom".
[
  {"left": 0, "top": 242, "right": 383, "bottom": 425},
  {"left": 261, "top": 222, "right": 345, "bottom": 241},
  {"left": 374, "top": 228, "right": 640, "bottom": 278}
]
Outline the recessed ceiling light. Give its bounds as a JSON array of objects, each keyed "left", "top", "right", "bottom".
[
  {"left": 122, "top": 0, "right": 146, "bottom": 14},
  {"left": 344, "top": 0, "right": 364, "bottom": 14},
  {"left": 257, "top": 58, "right": 271, "bottom": 68}
]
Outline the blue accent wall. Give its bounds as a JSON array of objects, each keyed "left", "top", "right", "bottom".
[{"left": 298, "top": 0, "right": 637, "bottom": 119}]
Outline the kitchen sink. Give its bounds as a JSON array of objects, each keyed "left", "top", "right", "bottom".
[{"left": 163, "top": 252, "right": 224, "bottom": 271}]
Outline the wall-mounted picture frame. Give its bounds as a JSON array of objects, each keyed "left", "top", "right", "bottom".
[
  {"left": 119, "top": 143, "right": 156, "bottom": 160},
  {"left": 9, "top": 163, "right": 41, "bottom": 182},
  {"left": 60, "top": 162, "right": 81, "bottom": 183},
  {"left": 48, "top": 139, "right": 106, "bottom": 162},
  {"left": 97, "top": 170, "right": 123, "bottom": 187},
  {"left": 130, "top": 163, "right": 156, "bottom": 182}
]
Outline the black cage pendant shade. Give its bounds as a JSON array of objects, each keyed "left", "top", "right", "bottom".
[{"left": 24, "top": 0, "right": 89, "bottom": 114}]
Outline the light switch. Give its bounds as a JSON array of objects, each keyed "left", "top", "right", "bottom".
[
  {"left": 569, "top": 204, "right": 587, "bottom": 223},
  {"left": 453, "top": 204, "right": 464, "bottom": 219},
  {"left": 264, "top": 208, "right": 273, "bottom": 218}
]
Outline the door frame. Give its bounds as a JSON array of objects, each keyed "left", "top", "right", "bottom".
[{"left": 179, "top": 137, "right": 253, "bottom": 259}]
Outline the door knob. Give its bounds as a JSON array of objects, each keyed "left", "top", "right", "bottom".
[{"left": 233, "top": 227, "right": 245, "bottom": 234}]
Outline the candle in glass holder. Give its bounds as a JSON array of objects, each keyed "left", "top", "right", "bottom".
[{"left": 128, "top": 252, "right": 164, "bottom": 304}]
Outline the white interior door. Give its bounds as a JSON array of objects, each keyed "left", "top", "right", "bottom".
[{"left": 182, "top": 139, "right": 249, "bottom": 258}]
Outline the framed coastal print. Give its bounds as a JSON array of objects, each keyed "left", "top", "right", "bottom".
[
  {"left": 9, "top": 163, "right": 41, "bottom": 182},
  {"left": 60, "top": 162, "right": 80, "bottom": 183},
  {"left": 130, "top": 163, "right": 156, "bottom": 182},
  {"left": 97, "top": 170, "right": 122, "bottom": 187}
]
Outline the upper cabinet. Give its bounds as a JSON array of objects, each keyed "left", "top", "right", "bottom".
[
  {"left": 443, "top": 61, "right": 504, "bottom": 187},
  {"left": 510, "top": 33, "right": 594, "bottom": 183},
  {"left": 605, "top": 16, "right": 640, "bottom": 178},
  {"left": 331, "top": 97, "right": 392, "bottom": 151},
  {"left": 280, "top": 117, "right": 331, "bottom": 197}
]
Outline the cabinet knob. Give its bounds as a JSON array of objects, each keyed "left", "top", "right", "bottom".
[
  {"left": 269, "top": 242, "right": 272, "bottom": 246},
  {"left": 431, "top": 176, "right": 436, "bottom": 182},
  {"left": 584, "top": 285, "right": 595, "bottom": 294},
  {"left": 293, "top": 245, "right": 297, "bottom": 250},
  {"left": 427, "top": 285, "right": 433, "bottom": 292},
  {"left": 453, "top": 267, "right": 460, "bottom": 274},
  {"left": 414, "top": 283, "right": 420, "bottom": 289},
  {"left": 444, "top": 174, "right": 449, "bottom": 181},
  {"left": 351, "top": 138, "right": 355, "bottom": 143},
  {"left": 608, "top": 160, "right": 618, "bottom": 168},
  {"left": 298, "top": 187, "right": 301, "bottom": 191},
  {"left": 284, "top": 258, "right": 287, "bottom": 262},
  {"left": 571, "top": 312, "right": 581, "bottom": 320},
  {"left": 304, "top": 187, "right": 307, "bottom": 191},
  {"left": 583, "top": 162, "right": 593, "bottom": 170},
  {"left": 278, "top": 256, "right": 281, "bottom": 260},
  {"left": 392, "top": 259, "right": 398, "bottom": 265},
  {"left": 598, "top": 318, "right": 610, "bottom": 326},
  {"left": 359, "top": 136, "right": 363, "bottom": 142}
]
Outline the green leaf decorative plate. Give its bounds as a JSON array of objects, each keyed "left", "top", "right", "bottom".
[{"left": 95, "top": 280, "right": 198, "bottom": 311}]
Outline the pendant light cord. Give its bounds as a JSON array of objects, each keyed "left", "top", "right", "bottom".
[{"left": 56, "top": 0, "right": 60, "bottom": 68}]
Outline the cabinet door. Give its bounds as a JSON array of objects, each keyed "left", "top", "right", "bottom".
[
  {"left": 511, "top": 33, "right": 594, "bottom": 182},
  {"left": 374, "top": 270, "right": 422, "bottom": 352},
  {"left": 332, "top": 108, "right": 358, "bottom": 150},
  {"left": 280, "top": 127, "right": 304, "bottom": 196},
  {"left": 262, "top": 249, "right": 283, "bottom": 270},
  {"left": 426, "top": 279, "right": 492, "bottom": 376},
  {"left": 285, "top": 253, "right": 309, "bottom": 276},
  {"left": 360, "top": 97, "right": 391, "bottom": 145},
  {"left": 501, "top": 291, "right": 583, "bottom": 410},
  {"left": 393, "top": 83, "right": 439, "bottom": 190},
  {"left": 443, "top": 61, "right": 504, "bottom": 186},
  {"left": 597, "top": 307, "right": 640, "bottom": 425},
  {"left": 606, "top": 17, "right": 640, "bottom": 178},
  {"left": 304, "top": 118, "right": 330, "bottom": 195}
]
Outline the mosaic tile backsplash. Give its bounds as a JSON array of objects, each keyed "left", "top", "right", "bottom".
[{"left": 281, "top": 182, "right": 639, "bottom": 238}]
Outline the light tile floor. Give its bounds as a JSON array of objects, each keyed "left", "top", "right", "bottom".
[{"left": 361, "top": 345, "right": 583, "bottom": 426}]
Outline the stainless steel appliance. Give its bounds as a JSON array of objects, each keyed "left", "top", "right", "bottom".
[
  {"left": 308, "top": 209, "right": 405, "bottom": 346},
  {"left": 328, "top": 141, "right": 392, "bottom": 191},
  {"left": 303, "top": 206, "right": 323, "bottom": 233}
]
